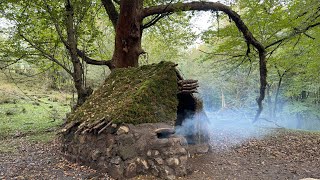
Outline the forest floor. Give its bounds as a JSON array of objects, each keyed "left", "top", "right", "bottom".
[{"left": 1, "top": 129, "right": 320, "bottom": 180}]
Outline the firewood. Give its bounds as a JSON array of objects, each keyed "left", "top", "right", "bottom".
[
  {"left": 178, "top": 79, "right": 198, "bottom": 85},
  {"left": 178, "top": 90, "right": 198, "bottom": 94},
  {"left": 181, "top": 83, "right": 199, "bottom": 87},
  {"left": 174, "top": 69, "right": 184, "bottom": 80},
  {"left": 98, "top": 120, "right": 114, "bottom": 134},
  {"left": 179, "top": 86, "right": 199, "bottom": 91},
  {"left": 93, "top": 120, "right": 106, "bottom": 130},
  {"left": 180, "top": 84, "right": 199, "bottom": 88}
]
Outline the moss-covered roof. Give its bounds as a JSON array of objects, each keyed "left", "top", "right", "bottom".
[{"left": 63, "top": 61, "right": 179, "bottom": 134}]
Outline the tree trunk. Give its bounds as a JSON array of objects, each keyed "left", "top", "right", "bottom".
[
  {"left": 65, "top": 0, "right": 91, "bottom": 107},
  {"left": 112, "top": 0, "right": 144, "bottom": 68},
  {"left": 266, "top": 83, "right": 273, "bottom": 119}
]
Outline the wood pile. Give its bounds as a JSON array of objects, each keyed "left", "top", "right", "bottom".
[{"left": 178, "top": 79, "right": 199, "bottom": 94}]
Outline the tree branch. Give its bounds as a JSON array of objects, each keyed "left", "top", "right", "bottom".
[
  {"left": 143, "top": 12, "right": 172, "bottom": 29},
  {"left": 112, "top": 0, "right": 120, "bottom": 5},
  {"left": 44, "top": 0, "right": 113, "bottom": 69},
  {"left": 19, "top": 33, "right": 73, "bottom": 75},
  {"left": 43, "top": 0, "right": 68, "bottom": 47},
  {"left": 0, "top": 55, "right": 25, "bottom": 70},
  {"left": 266, "top": 22, "right": 320, "bottom": 49},
  {"left": 101, "top": 0, "right": 119, "bottom": 28},
  {"left": 76, "top": 49, "right": 115, "bottom": 69},
  {"left": 144, "top": 1, "right": 267, "bottom": 121}
]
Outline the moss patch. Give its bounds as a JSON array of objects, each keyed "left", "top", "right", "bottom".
[{"left": 65, "top": 62, "right": 178, "bottom": 131}]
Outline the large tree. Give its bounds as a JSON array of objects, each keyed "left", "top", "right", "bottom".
[{"left": 1, "top": 0, "right": 269, "bottom": 116}]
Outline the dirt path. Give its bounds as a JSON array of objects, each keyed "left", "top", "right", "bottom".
[
  {"left": 186, "top": 130, "right": 320, "bottom": 180},
  {"left": 0, "top": 138, "right": 109, "bottom": 179},
  {"left": 1, "top": 130, "right": 319, "bottom": 180}
]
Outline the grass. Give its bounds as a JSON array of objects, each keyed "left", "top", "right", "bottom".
[
  {"left": 0, "top": 97, "right": 69, "bottom": 139},
  {"left": 0, "top": 72, "right": 71, "bottom": 153}
]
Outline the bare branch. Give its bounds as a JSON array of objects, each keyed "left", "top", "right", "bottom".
[
  {"left": 143, "top": 2, "right": 263, "bottom": 50},
  {"left": 76, "top": 49, "right": 115, "bottom": 69},
  {"left": 43, "top": 0, "right": 68, "bottom": 47},
  {"left": 101, "top": 0, "right": 119, "bottom": 28},
  {"left": 143, "top": 0, "right": 174, "bottom": 29},
  {"left": 303, "top": 32, "right": 315, "bottom": 40},
  {"left": 198, "top": 50, "right": 245, "bottom": 57},
  {"left": 112, "top": 0, "right": 120, "bottom": 5},
  {"left": 19, "top": 33, "right": 73, "bottom": 75},
  {"left": 143, "top": 12, "right": 172, "bottom": 29},
  {"left": 0, "top": 55, "right": 25, "bottom": 70},
  {"left": 266, "top": 22, "right": 320, "bottom": 49}
]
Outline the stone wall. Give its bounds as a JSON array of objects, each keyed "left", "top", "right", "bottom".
[{"left": 62, "top": 123, "right": 191, "bottom": 179}]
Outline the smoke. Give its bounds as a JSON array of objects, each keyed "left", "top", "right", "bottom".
[
  {"left": 175, "top": 93, "right": 320, "bottom": 151},
  {"left": 175, "top": 108, "right": 272, "bottom": 151},
  {"left": 175, "top": 58, "right": 320, "bottom": 150}
]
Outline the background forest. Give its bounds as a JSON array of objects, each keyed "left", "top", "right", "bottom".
[{"left": 0, "top": 0, "right": 320, "bottom": 140}]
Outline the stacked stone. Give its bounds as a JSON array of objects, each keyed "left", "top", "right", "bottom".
[{"left": 62, "top": 123, "right": 190, "bottom": 180}]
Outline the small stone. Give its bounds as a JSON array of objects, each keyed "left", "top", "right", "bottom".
[
  {"left": 124, "top": 162, "right": 137, "bottom": 178},
  {"left": 166, "top": 175, "right": 176, "bottom": 180},
  {"left": 178, "top": 147, "right": 187, "bottom": 155},
  {"left": 166, "top": 147, "right": 177, "bottom": 156},
  {"left": 147, "top": 159, "right": 155, "bottom": 167},
  {"left": 154, "top": 157, "right": 164, "bottom": 165},
  {"left": 164, "top": 166, "right": 174, "bottom": 176},
  {"left": 154, "top": 150, "right": 160, "bottom": 156},
  {"left": 99, "top": 156, "right": 106, "bottom": 162},
  {"left": 179, "top": 137, "right": 188, "bottom": 146},
  {"left": 179, "top": 155, "right": 188, "bottom": 165},
  {"left": 108, "top": 164, "right": 123, "bottom": 179},
  {"left": 106, "top": 147, "right": 112, "bottom": 157},
  {"left": 147, "top": 150, "right": 152, "bottom": 156},
  {"left": 117, "top": 125, "right": 129, "bottom": 135},
  {"left": 141, "top": 159, "right": 149, "bottom": 170},
  {"left": 196, "top": 144, "right": 209, "bottom": 154},
  {"left": 111, "top": 156, "right": 121, "bottom": 165},
  {"left": 91, "top": 150, "right": 101, "bottom": 161},
  {"left": 151, "top": 167, "right": 160, "bottom": 176},
  {"left": 79, "top": 135, "right": 86, "bottom": 144},
  {"left": 166, "top": 157, "right": 179, "bottom": 166},
  {"left": 119, "top": 145, "right": 137, "bottom": 160},
  {"left": 134, "top": 133, "right": 140, "bottom": 138},
  {"left": 175, "top": 165, "right": 187, "bottom": 176},
  {"left": 150, "top": 138, "right": 170, "bottom": 148}
]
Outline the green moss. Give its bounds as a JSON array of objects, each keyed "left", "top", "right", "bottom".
[{"left": 66, "top": 61, "right": 178, "bottom": 128}]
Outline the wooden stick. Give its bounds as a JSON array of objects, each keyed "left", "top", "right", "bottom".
[
  {"left": 178, "top": 79, "right": 198, "bottom": 84},
  {"left": 98, "top": 120, "right": 114, "bottom": 134},
  {"left": 93, "top": 120, "right": 106, "bottom": 130},
  {"left": 178, "top": 90, "right": 198, "bottom": 94},
  {"left": 181, "top": 83, "right": 199, "bottom": 87}
]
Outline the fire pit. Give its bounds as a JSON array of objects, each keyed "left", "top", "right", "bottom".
[{"left": 155, "top": 128, "right": 175, "bottom": 138}]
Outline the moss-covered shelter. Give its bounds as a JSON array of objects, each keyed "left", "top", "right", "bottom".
[{"left": 62, "top": 61, "right": 188, "bottom": 135}]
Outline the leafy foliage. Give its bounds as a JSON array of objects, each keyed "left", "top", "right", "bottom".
[{"left": 197, "top": 0, "right": 320, "bottom": 124}]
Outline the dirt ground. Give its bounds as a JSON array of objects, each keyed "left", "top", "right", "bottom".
[{"left": 1, "top": 130, "right": 319, "bottom": 180}]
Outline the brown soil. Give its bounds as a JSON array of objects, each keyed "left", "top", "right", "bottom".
[
  {"left": 186, "top": 130, "right": 320, "bottom": 180},
  {"left": 1, "top": 130, "right": 320, "bottom": 180}
]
